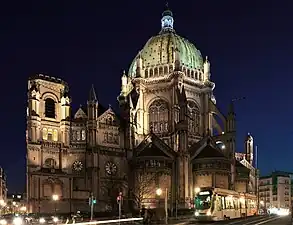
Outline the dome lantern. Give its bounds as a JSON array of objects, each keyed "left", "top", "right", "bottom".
[{"left": 161, "top": 3, "right": 174, "bottom": 33}]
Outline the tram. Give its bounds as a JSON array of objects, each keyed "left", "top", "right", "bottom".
[{"left": 194, "top": 187, "right": 257, "bottom": 221}]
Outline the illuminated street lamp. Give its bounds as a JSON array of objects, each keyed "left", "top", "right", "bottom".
[
  {"left": 194, "top": 187, "right": 200, "bottom": 194},
  {"left": 156, "top": 188, "right": 162, "bottom": 196},
  {"left": 52, "top": 194, "right": 59, "bottom": 214},
  {"left": 156, "top": 188, "right": 168, "bottom": 224}
]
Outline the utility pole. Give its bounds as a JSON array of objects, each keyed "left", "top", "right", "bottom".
[
  {"left": 89, "top": 192, "right": 96, "bottom": 221},
  {"left": 117, "top": 192, "right": 123, "bottom": 225}
]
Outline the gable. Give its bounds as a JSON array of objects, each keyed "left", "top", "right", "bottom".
[
  {"left": 135, "top": 133, "right": 176, "bottom": 159},
  {"left": 74, "top": 107, "right": 87, "bottom": 119},
  {"left": 98, "top": 107, "right": 119, "bottom": 124},
  {"left": 137, "top": 143, "right": 171, "bottom": 158},
  {"left": 190, "top": 136, "right": 227, "bottom": 161},
  {"left": 195, "top": 145, "right": 225, "bottom": 159}
]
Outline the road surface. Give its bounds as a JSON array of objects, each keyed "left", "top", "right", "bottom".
[{"left": 188, "top": 215, "right": 292, "bottom": 225}]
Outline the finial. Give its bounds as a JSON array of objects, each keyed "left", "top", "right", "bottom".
[
  {"left": 205, "top": 56, "right": 209, "bottom": 62},
  {"left": 122, "top": 70, "right": 126, "bottom": 76},
  {"left": 79, "top": 104, "right": 82, "bottom": 108},
  {"left": 108, "top": 104, "right": 112, "bottom": 109},
  {"left": 166, "top": 2, "right": 169, "bottom": 9}
]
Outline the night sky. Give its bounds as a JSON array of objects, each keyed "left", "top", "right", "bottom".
[{"left": 1, "top": 0, "right": 292, "bottom": 192}]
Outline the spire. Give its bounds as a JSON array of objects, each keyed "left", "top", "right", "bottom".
[
  {"left": 228, "top": 100, "right": 235, "bottom": 116},
  {"left": 89, "top": 84, "right": 97, "bottom": 102},
  {"left": 160, "top": 3, "right": 174, "bottom": 33}
]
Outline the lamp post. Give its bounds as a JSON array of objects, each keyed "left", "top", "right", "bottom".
[
  {"left": 52, "top": 194, "right": 59, "bottom": 214},
  {"left": 156, "top": 188, "right": 168, "bottom": 224}
]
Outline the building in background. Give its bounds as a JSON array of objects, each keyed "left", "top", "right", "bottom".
[
  {"left": 5, "top": 193, "right": 27, "bottom": 214},
  {"left": 259, "top": 171, "right": 292, "bottom": 210},
  {"left": 0, "top": 167, "right": 7, "bottom": 203},
  {"left": 235, "top": 133, "right": 258, "bottom": 195},
  {"left": 26, "top": 5, "right": 258, "bottom": 214}
]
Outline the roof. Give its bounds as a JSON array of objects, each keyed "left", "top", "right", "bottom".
[{"left": 128, "top": 8, "right": 203, "bottom": 79}]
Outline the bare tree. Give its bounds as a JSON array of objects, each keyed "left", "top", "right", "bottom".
[{"left": 132, "top": 171, "right": 168, "bottom": 209}]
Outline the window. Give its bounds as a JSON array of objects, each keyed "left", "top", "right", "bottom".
[
  {"left": 45, "top": 98, "right": 55, "bottom": 118},
  {"left": 53, "top": 129, "right": 58, "bottom": 141},
  {"left": 54, "top": 183, "right": 62, "bottom": 197},
  {"left": 42, "top": 128, "right": 48, "bottom": 140},
  {"left": 76, "top": 131, "right": 80, "bottom": 140},
  {"left": 44, "top": 158, "right": 56, "bottom": 168},
  {"left": 47, "top": 129, "right": 53, "bottom": 141},
  {"left": 187, "top": 101, "right": 200, "bottom": 135},
  {"left": 149, "top": 100, "right": 169, "bottom": 134},
  {"left": 81, "top": 130, "right": 86, "bottom": 140},
  {"left": 43, "top": 183, "right": 52, "bottom": 197}
]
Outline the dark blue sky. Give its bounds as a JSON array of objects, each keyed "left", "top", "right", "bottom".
[{"left": 1, "top": 0, "right": 292, "bottom": 192}]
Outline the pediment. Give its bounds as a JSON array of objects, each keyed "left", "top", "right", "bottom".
[
  {"left": 236, "top": 160, "right": 250, "bottom": 173},
  {"left": 74, "top": 107, "right": 87, "bottom": 119},
  {"left": 190, "top": 136, "right": 226, "bottom": 161},
  {"left": 135, "top": 133, "right": 176, "bottom": 159},
  {"left": 98, "top": 107, "right": 119, "bottom": 124}
]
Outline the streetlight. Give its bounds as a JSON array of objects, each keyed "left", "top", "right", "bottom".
[
  {"left": 156, "top": 188, "right": 168, "bottom": 224},
  {"left": 194, "top": 187, "right": 200, "bottom": 194},
  {"left": 52, "top": 194, "right": 59, "bottom": 214}
]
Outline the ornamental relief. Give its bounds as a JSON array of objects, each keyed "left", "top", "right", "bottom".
[
  {"left": 193, "top": 161, "right": 230, "bottom": 171},
  {"left": 27, "top": 145, "right": 41, "bottom": 151}
]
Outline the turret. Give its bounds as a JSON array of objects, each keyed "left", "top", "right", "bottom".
[
  {"left": 226, "top": 101, "right": 236, "bottom": 132},
  {"left": 27, "top": 80, "right": 41, "bottom": 142},
  {"left": 121, "top": 70, "right": 128, "bottom": 94},
  {"left": 245, "top": 133, "right": 254, "bottom": 165},
  {"left": 60, "top": 85, "right": 71, "bottom": 146},
  {"left": 203, "top": 56, "right": 211, "bottom": 81},
  {"left": 135, "top": 53, "right": 143, "bottom": 78},
  {"left": 87, "top": 85, "right": 98, "bottom": 147}
]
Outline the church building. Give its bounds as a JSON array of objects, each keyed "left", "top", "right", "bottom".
[{"left": 26, "top": 6, "right": 256, "bottom": 214}]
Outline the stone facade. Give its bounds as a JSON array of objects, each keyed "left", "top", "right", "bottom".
[{"left": 26, "top": 6, "right": 256, "bottom": 214}]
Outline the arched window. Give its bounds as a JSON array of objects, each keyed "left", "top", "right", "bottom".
[
  {"left": 45, "top": 98, "right": 55, "bottom": 118},
  {"left": 81, "top": 130, "right": 86, "bottom": 140},
  {"left": 53, "top": 129, "right": 58, "bottom": 141},
  {"left": 187, "top": 101, "right": 200, "bottom": 135},
  {"left": 149, "top": 100, "right": 169, "bottom": 134},
  {"left": 54, "top": 183, "right": 63, "bottom": 197},
  {"left": 76, "top": 130, "right": 81, "bottom": 140},
  {"left": 43, "top": 182, "right": 52, "bottom": 197},
  {"left": 44, "top": 158, "right": 56, "bottom": 168},
  {"left": 42, "top": 128, "right": 48, "bottom": 140},
  {"left": 48, "top": 129, "right": 53, "bottom": 141}
]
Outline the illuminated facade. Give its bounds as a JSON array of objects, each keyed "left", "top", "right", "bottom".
[
  {"left": 259, "top": 171, "right": 292, "bottom": 209},
  {"left": 26, "top": 6, "right": 256, "bottom": 214}
]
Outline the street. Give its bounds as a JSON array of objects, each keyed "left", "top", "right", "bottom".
[{"left": 188, "top": 215, "right": 292, "bottom": 225}]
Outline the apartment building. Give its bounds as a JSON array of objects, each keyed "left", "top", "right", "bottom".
[{"left": 259, "top": 171, "right": 291, "bottom": 209}]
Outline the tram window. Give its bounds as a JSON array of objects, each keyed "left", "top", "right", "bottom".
[
  {"left": 234, "top": 200, "right": 238, "bottom": 210},
  {"left": 216, "top": 196, "right": 222, "bottom": 211},
  {"left": 221, "top": 196, "right": 226, "bottom": 209},
  {"left": 225, "top": 197, "right": 234, "bottom": 209}
]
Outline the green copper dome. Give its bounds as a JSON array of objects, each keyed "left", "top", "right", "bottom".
[{"left": 128, "top": 7, "right": 204, "bottom": 78}]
